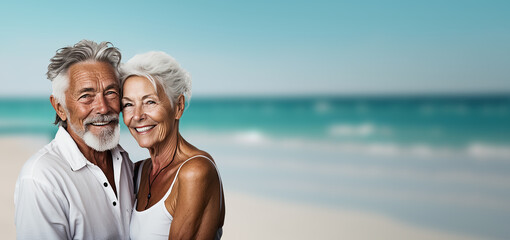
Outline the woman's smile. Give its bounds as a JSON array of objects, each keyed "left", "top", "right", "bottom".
[{"left": 134, "top": 125, "right": 156, "bottom": 134}]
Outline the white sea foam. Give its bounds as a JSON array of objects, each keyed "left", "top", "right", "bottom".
[
  {"left": 328, "top": 123, "right": 393, "bottom": 138},
  {"left": 328, "top": 123, "right": 376, "bottom": 137},
  {"left": 232, "top": 130, "right": 268, "bottom": 145},
  {"left": 331, "top": 142, "right": 510, "bottom": 160},
  {"left": 182, "top": 129, "right": 510, "bottom": 161},
  {"left": 467, "top": 143, "right": 510, "bottom": 160}
]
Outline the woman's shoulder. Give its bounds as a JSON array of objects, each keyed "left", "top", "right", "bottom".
[{"left": 177, "top": 152, "right": 218, "bottom": 183}]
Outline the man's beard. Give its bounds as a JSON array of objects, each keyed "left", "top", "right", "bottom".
[{"left": 68, "top": 113, "right": 120, "bottom": 152}]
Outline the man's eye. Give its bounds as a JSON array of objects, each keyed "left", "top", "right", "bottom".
[
  {"left": 105, "top": 91, "right": 117, "bottom": 96},
  {"left": 79, "top": 94, "right": 90, "bottom": 99}
]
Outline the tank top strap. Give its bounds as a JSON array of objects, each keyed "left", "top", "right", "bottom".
[
  {"left": 162, "top": 155, "right": 215, "bottom": 201},
  {"left": 205, "top": 156, "right": 223, "bottom": 211}
]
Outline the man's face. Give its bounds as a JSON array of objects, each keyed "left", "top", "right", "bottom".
[{"left": 64, "top": 61, "right": 121, "bottom": 151}]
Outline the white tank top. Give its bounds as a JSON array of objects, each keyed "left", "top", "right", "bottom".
[{"left": 130, "top": 155, "right": 223, "bottom": 240}]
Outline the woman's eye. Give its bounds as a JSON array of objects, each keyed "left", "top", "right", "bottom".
[
  {"left": 122, "top": 102, "right": 133, "bottom": 108},
  {"left": 146, "top": 100, "right": 156, "bottom": 105}
]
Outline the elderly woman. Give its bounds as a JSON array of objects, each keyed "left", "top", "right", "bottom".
[{"left": 121, "top": 51, "right": 224, "bottom": 240}]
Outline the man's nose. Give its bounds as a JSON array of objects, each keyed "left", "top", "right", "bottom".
[{"left": 95, "top": 94, "right": 108, "bottom": 114}]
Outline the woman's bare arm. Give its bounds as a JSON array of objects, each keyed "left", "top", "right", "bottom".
[{"left": 168, "top": 157, "right": 222, "bottom": 240}]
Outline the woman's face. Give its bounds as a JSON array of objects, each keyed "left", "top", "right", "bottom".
[{"left": 121, "top": 76, "right": 176, "bottom": 149}]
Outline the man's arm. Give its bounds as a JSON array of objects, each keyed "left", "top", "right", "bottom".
[{"left": 15, "top": 178, "right": 70, "bottom": 239}]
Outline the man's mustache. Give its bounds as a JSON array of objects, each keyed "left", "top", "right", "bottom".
[{"left": 83, "top": 114, "right": 119, "bottom": 125}]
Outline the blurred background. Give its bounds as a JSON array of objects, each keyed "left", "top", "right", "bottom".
[{"left": 1, "top": 1, "right": 509, "bottom": 239}]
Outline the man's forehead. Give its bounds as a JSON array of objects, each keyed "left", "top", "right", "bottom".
[
  {"left": 68, "top": 61, "right": 116, "bottom": 75},
  {"left": 67, "top": 61, "right": 119, "bottom": 90}
]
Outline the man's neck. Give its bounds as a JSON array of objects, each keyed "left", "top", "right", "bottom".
[
  {"left": 78, "top": 145, "right": 111, "bottom": 167},
  {"left": 66, "top": 127, "right": 111, "bottom": 167}
]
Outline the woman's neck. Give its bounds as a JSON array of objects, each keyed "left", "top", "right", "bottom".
[{"left": 148, "top": 132, "right": 181, "bottom": 175}]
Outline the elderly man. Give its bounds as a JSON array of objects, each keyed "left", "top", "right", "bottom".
[{"left": 14, "top": 40, "right": 134, "bottom": 239}]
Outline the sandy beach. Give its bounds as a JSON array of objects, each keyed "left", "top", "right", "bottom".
[
  {"left": 1, "top": 136, "right": 483, "bottom": 240},
  {"left": 222, "top": 191, "right": 484, "bottom": 240},
  {"left": 1, "top": 136, "right": 48, "bottom": 239}
]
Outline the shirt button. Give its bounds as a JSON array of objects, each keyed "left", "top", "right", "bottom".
[
  {"left": 104, "top": 182, "right": 108, "bottom": 187},
  {"left": 113, "top": 201, "right": 117, "bottom": 206}
]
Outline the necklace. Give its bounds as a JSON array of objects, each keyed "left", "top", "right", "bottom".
[{"left": 145, "top": 138, "right": 179, "bottom": 210}]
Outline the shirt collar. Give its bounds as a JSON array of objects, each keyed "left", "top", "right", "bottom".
[{"left": 54, "top": 126, "right": 126, "bottom": 171}]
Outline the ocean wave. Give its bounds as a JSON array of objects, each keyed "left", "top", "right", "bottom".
[
  {"left": 314, "top": 100, "right": 331, "bottom": 113},
  {"left": 232, "top": 130, "right": 268, "bottom": 145},
  {"left": 419, "top": 104, "right": 436, "bottom": 115},
  {"left": 0, "top": 119, "right": 50, "bottom": 127},
  {"left": 328, "top": 123, "right": 392, "bottom": 137},
  {"left": 324, "top": 142, "right": 510, "bottom": 160},
  {"left": 183, "top": 129, "right": 510, "bottom": 160},
  {"left": 328, "top": 123, "right": 375, "bottom": 137},
  {"left": 467, "top": 143, "right": 510, "bottom": 159}
]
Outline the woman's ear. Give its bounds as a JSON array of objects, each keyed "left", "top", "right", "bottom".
[
  {"left": 50, "top": 95, "right": 68, "bottom": 122},
  {"left": 175, "top": 94, "right": 185, "bottom": 120}
]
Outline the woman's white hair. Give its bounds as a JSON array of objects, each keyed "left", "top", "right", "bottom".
[
  {"left": 47, "top": 40, "right": 122, "bottom": 127},
  {"left": 120, "top": 51, "right": 192, "bottom": 108}
]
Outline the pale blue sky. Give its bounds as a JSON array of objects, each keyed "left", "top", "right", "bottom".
[{"left": 1, "top": 0, "right": 509, "bottom": 96}]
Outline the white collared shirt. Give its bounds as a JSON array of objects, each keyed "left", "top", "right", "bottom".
[{"left": 14, "top": 127, "right": 135, "bottom": 240}]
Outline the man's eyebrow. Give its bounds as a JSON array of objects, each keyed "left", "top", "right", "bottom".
[
  {"left": 78, "top": 88, "right": 95, "bottom": 94},
  {"left": 104, "top": 83, "right": 119, "bottom": 91}
]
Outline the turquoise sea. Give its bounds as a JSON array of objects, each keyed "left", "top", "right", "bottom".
[{"left": 2, "top": 95, "right": 510, "bottom": 239}]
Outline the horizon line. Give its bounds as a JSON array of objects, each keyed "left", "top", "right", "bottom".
[{"left": 1, "top": 92, "right": 509, "bottom": 100}]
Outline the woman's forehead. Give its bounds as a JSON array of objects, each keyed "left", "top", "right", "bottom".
[{"left": 123, "top": 76, "right": 170, "bottom": 102}]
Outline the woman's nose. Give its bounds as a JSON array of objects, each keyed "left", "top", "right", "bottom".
[{"left": 133, "top": 104, "right": 145, "bottom": 121}]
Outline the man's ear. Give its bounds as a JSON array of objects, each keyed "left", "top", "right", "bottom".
[
  {"left": 50, "top": 95, "right": 67, "bottom": 122},
  {"left": 175, "top": 94, "right": 185, "bottom": 120}
]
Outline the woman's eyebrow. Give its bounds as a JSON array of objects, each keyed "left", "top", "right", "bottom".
[{"left": 121, "top": 94, "right": 157, "bottom": 101}]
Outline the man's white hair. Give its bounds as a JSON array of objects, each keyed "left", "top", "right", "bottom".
[
  {"left": 47, "top": 40, "right": 122, "bottom": 127},
  {"left": 120, "top": 51, "right": 192, "bottom": 107},
  {"left": 51, "top": 73, "right": 69, "bottom": 109}
]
